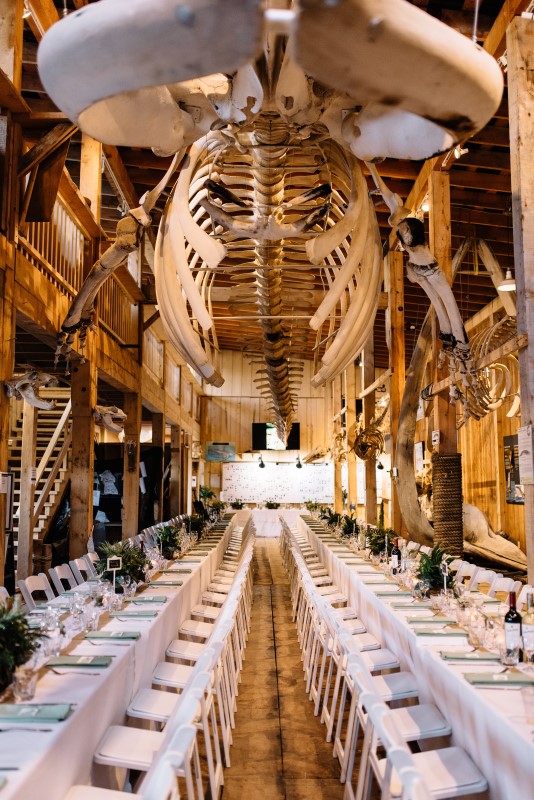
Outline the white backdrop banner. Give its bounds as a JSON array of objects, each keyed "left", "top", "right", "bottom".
[{"left": 222, "top": 462, "right": 334, "bottom": 503}]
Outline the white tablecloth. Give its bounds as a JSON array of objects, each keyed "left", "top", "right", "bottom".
[
  {"left": 252, "top": 508, "right": 304, "bottom": 537},
  {"left": 2, "top": 515, "right": 247, "bottom": 800},
  {"left": 298, "top": 517, "right": 534, "bottom": 800}
]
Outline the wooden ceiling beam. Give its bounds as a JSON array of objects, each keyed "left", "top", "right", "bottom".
[
  {"left": 0, "top": 65, "right": 30, "bottom": 113},
  {"left": 449, "top": 169, "right": 511, "bottom": 193},
  {"left": 19, "top": 122, "right": 76, "bottom": 177}
]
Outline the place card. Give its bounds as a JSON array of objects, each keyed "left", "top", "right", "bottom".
[
  {"left": 124, "top": 595, "right": 167, "bottom": 603},
  {"left": 413, "top": 627, "right": 466, "bottom": 637},
  {"left": 46, "top": 655, "right": 112, "bottom": 669},
  {"left": 148, "top": 580, "right": 183, "bottom": 587},
  {"left": 108, "top": 609, "right": 158, "bottom": 617},
  {"left": 440, "top": 650, "right": 500, "bottom": 662},
  {"left": 85, "top": 631, "right": 141, "bottom": 640},
  {"left": 0, "top": 704, "right": 73, "bottom": 721},
  {"left": 464, "top": 671, "right": 534, "bottom": 686}
]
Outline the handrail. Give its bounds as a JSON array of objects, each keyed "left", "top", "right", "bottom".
[
  {"left": 35, "top": 399, "right": 72, "bottom": 484},
  {"left": 33, "top": 431, "right": 72, "bottom": 523}
]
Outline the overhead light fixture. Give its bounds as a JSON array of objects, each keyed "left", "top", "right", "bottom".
[
  {"left": 497, "top": 269, "right": 516, "bottom": 292},
  {"left": 258, "top": 455, "right": 265, "bottom": 468},
  {"left": 296, "top": 456, "right": 302, "bottom": 469},
  {"left": 421, "top": 196, "right": 430, "bottom": 213},
  {"left": 377, "top": 460, "right": 384, "bottom": 470}
]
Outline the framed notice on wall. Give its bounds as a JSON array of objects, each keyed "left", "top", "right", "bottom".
[{"left": 206, "top": 442, "right": 236, "bottom": 462}]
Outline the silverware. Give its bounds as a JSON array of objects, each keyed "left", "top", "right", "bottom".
[{"left": 47, "top": 667, "right": 102, "bottom": 676}]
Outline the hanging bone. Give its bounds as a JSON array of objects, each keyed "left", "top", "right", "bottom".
[
  {"left": 93, "top": 405, "right": 128, "bottom": 434},
  {"left": 348, "top": 403, "right": 389, "bottom": 461},
  {"left": 5, "top": 369, "right": 59, "bottom": 410}
]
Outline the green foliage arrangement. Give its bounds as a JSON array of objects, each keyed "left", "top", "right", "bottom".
[
  {"left": 199, "top": 485, "right": 216, "bottom": 501},
  {"left": 341, "top": 514, "right": 360, "bottom": 538},
  {"left": 265, "top": 501, "right": 280, "bottom": 509},
  {"left": 185, "top": 514, "right": 205, "bottom": 538},
  {"left": 210, "top": 500, "right": 226, "bottom": 519},
  {"left": 367, "top": 526, "right": 395, "bottom": 556},
  {"left": 0, "top": 602, "right": 44, "bottom": 692},
  {"left": 230, "top": 499, "right": 244, "bottom": 510},
  {"left": 416, "top": 544, "right": 455, "bottom": 590},
  {"left": 95, "top": 540, "right": 149, "bottom": 584},
  {"left": 156, "top": 524, "right": 181, "bottom": 559},
  {"left": 305, "top": 501, "right": 321, "bottom": 514},
  {"left": 320, "top": 507, "right": 342, "bottom": 529}
]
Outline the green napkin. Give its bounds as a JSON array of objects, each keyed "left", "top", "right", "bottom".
[
  {"left": 85, "top": 631, "right": 141, "bottom": 640},
  {"left": 0, "top": 704, "right": 72, "bottom": 721},
  {"left": 375, "top": 590, "right": 412, "bottom": 597},
  {"left": 464, "top": 671, "right": 534, "bottom": 686},
  {"left": 148, "top": 580, "right": 183, "bottom": 587},
  {"left": 189, "top": 551, "right": 209, "bottom": 556},
  {"left": 109, "top": 609, "right": 158, "bottom": 617},
  {"left": 413, "top": 627, "right": 466, "bottom": 637},
  {"left": 440, "top": 650, "right": 500, "bottom": 662},
  {"left": 124, "top": 595, "right": 167, "bottom": 603},
  {"left": 46, "top": 655, "right": 112, "bottom": 668},
  {"left": 164, "top": 568, "right": 192, "bottom": 574},
  {"left": 408, "top": 616, "right": 457, "bottom": 625},
  {"left": 392, "top": 601, "right": 432, "bottom": 609}
]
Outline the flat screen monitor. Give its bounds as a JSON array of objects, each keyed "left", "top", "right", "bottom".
[{"left": 252, "top": 422, "right": 300, "bottom": 451}]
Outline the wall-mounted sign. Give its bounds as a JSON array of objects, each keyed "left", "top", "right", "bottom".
[{"left": 206, "top": 442, "right": 236, "bottom": 462}]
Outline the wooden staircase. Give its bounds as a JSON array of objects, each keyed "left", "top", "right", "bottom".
[{"left": 8, "top": 388, "right": 72, "bottom": 573}]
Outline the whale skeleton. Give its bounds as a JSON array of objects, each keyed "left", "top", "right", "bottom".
[{"left": 41, "top": 0, "right": 503, "bottom": 442}]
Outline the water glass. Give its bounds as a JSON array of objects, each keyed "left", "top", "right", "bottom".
[
  {"left": 12, "top": 666, "right": 38, "bottom": 702},
  {"left": 499, "top": 643, "right": 520, "bottom": 667},
  {"left": 521, "top": 686, "right": 534, "bottom": 723},
  {"left": 523, "top": 630, "right": 534, "bottom": 670}
]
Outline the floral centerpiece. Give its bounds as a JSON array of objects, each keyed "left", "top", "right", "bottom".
[
  {"left": 341, "top": 513, "right": 360, "bottom": 539},
  {"left": 156, "top": 524, "right": 181, "bottom": 559},
  {"left": 415, "top": 543, "right": 455, "bottom": 591},
  {"left": 95, "top": 540, "right": 149, "bottom": 585},
  {"left": 0, "top": 601, "right": 44, "bottom": 693}
]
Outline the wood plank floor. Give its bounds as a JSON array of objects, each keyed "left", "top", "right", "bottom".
[{"left": 221, "top": 538, "right": 344, "bottom": 800}]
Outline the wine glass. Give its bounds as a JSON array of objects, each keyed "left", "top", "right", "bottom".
[{"left": 523, "top": 630, "right": 534, "bottom": 671}]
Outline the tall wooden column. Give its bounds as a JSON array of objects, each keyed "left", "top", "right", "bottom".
[
  {"left": 17, "top": 402, "right": 37, "bottom": 579},
  {"left": 346, "top": 361, "right": 358, "bottom": 511},
  {"left": 388, "top": 250, "right": 406, "bottom": 533},
  {"left": 122, "top": 392, "right": 141, "bottom": 537},
  {"left": 70, "top": 358, "right": 97, "bottom": 559},
  {"left": 169, "top": 425, "right": 181, "bottom": 516},
  {"left": 0, "top": 243, "right": 15, "bottom": 585},
  {"left": 429, "top": 172, "right": 457, "bottom": 453},
  {"left": 508, "top": 17, "right": 534, "bottom": 582},
  {"left": 333, "top": 374, "right": 343, "bottom": 513},
  {"left": 152, "top": 412, "right": 165, "bottom": 522},
  {"left": 363, "top": 342, "right": 377, "bottom": 525}
]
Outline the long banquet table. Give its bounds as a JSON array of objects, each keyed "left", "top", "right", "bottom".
[
  {"left": 297, "top": 516, "right": 534, "bottom": 800},
  {"left": 1, "top": 513, "right": 247, "bottom": 800}
]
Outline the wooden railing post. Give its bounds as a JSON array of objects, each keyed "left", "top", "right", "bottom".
[
  {"left": 17, "top": 402, "right": 37, "bottom": 579},
  {"left": 169, "top": 425, "right": 181, "bottom": 517},
  {"left": 122, "top": 392, "right": 142, "bottom": 538},
  {"left": 70, "top": 357, "right": 97, "bottom": 559},
  {"left": 363, "top": 342, "right": 377, "bottom": 525}
]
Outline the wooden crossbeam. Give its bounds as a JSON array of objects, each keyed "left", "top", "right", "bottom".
[
  {"left": 19, "top": 123, "right": 77, "bottom": 177},
  {"left": 357, "top": 368, "right": 392, "bottom": 400},
  {"left": 0, "top": 66, "right": 29, "bottom": 114}
]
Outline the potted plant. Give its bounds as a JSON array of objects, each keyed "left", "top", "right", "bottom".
[
  {"left": 95, "top": 540, "right": 150, "bottom": 585},
  {"left": 341, "top": 513, "right": 359, "bottom": 539},
  {"left": 156, "top": 524, "right": 181, "bottom": 559},
  {"left": 230, "top": 499, "right": 244, "bottom": 510},
  {"left": 415, "top": 543, "right": 455, "bottom": 592},
  {"left": 0, "top": 602, "right": 45, "bottom": 693},
  {"left": 183, "top": 514, "right": 205, "bottom": 541},
  {"left": 265, "top": 500, "right": 280, "bottom": 509},
  {"left": 367, "top": 526, "right": 395, "bottom": 556},
  {"left": 199, "top": 485, "right": 216, "bottom": 502},
  {"left": 320, "top": 507, "right": 342, "bottom": 529}
]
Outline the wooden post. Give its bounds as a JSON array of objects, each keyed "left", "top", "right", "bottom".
[
  {"left": 152, "top": 412, "right": 165, "bottom": 522},
  {"left": 333, "top": 374, "right": 343, "bottom": 513},
  {"left": 0, "top": 0, "right": 23, "bottom": 238},
  {"left": 0, "top": 242, "right": 15, "bottom": 585},
  {"left": 346, "top": 360, "right": 358, "bottom": 512},
  {"left": 429, "top": 171, "right": 457, "bottom": 454},
  {"left": 17, "top": 402, "right": 37, "bottom": 579},
  {"left": 169, "top": 425, "right": 181, "bottom": 516},
  {"left": 388, "top": 250, "right": 406, "bottom": 533},
  {"left": 182, "top": 432, "right": 192, "bottom": 515},
  {"left": 79, "top": 134, "right": 102, "bottom": 223},
  {"left": 122, "top": 392, "right": 141, "bottom": 538},
  {"left": 508, "top": 17, "right": 534, "bottom": 582},
  {"left": 70, "top": 357, "right": 97, "bottom": 559},
  {"left": 363, "top": 342, "right": 377, "bottom": 525}
]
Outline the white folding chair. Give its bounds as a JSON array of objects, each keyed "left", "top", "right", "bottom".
[
  {"left": 18, "top": 573, "right": 55, "bottom": 610},
  {"left": 0, "top": 586, "right": 9, "bottom": 604},
  {"left": 517, "top": 584, "right": 534, "bottom": 612},
  {"left": 488, "top": 575, "right": 522, "bottom": 599},
  {"left": 468, "top": 568, "right": 501, "bottom": 594},
  {"left": 48, "top": 563, "right": 79, "bottom": 594},
  {"left": 69, "top": 557, "right": 94, "bottom": 583}
]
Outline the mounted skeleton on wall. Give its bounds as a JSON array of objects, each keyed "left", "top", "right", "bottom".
[
  {"left": 38, "top": 0, "right": 503, "bottom": 445},
  {"left": 93, "top": 405, "right": 127, "bottom": 435},
  {"left": 4, "top": 369, "right": 58, "bottom": 410}
]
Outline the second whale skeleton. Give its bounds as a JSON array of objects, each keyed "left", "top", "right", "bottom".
[{"left": 39, "top": 0, "right": 504, "bottom": 443}]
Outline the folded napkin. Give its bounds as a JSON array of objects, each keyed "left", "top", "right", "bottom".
[
  {"left": 85, "top": 631, "right": 141, "bottom": 640},
  {"left": 413, "top": 626, "right": 466, "bottom": 637},
  {"left": 124, "top": 595, "right": 167, "bottom": 603},
  {"left": 375, "top": 590, "right": 412, "bottom": 597},
  {"left": 162, "top": 568, "right": 191, "bottom": 574},
  {"left": 440, "top": 650, "right": 500, "bottom": 662},
  {"left": 464, "top": 671, "right": 534, "bottom": 686},
  {"left": 0, "top": 704, "right": 72, "bottom": 721},
  {"left": 108, "top": 610, "right": 158, "bottom": 617},
  {"left": 148, "top": 580, "right": 183, "bottom": 587},
  {"left": 46, "top": 655, "right": 112, "bottom": 669},
  {"left": 189, "top": 551, "right": 209, "bottom": 556},
  {"left": 391, "top": 601, "right": 432, "bottom": 609},
  {"left": 351, "top": 568, "right": 381, "bottom": 574},
  {"left": 408, "top": 616, "right": 456, "bottom": 625}
]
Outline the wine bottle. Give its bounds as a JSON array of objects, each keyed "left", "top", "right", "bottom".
[
  {"left": 390, "top": 538, "right": 401, "bottom": 575},
  {"left": 504, "top": 591, "right": 522, "bottom": 653}
]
